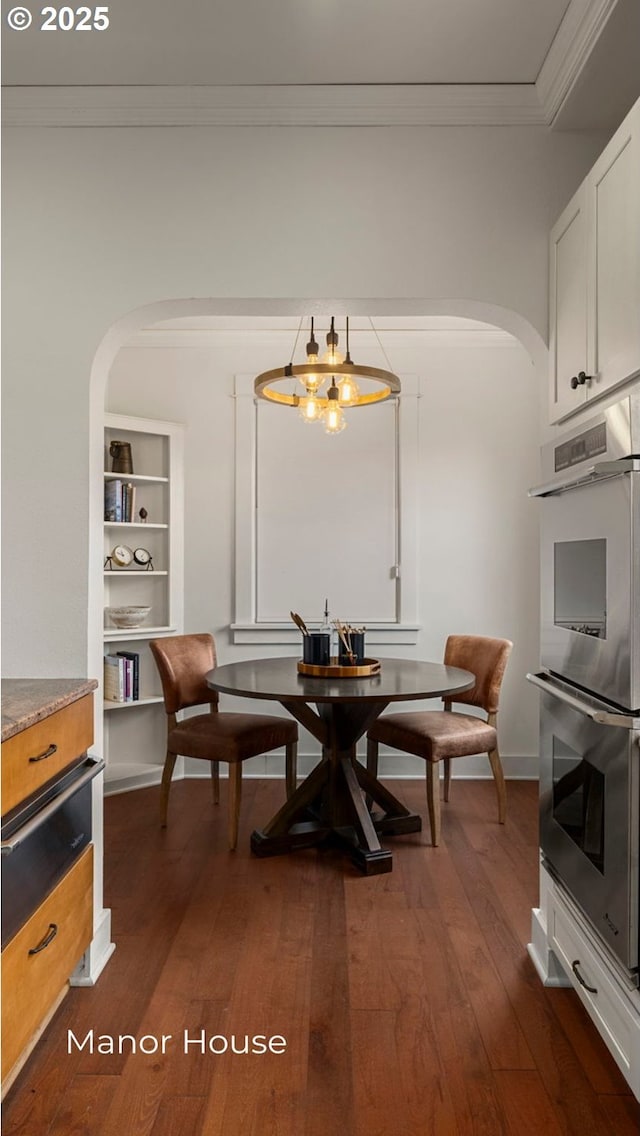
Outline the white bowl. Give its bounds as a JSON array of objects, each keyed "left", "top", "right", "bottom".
[{"left": 106, "top": 605, "right": 151, "bottom": 629}]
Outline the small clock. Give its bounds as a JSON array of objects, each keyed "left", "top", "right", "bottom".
[
  {"left": 111, "top": 544, "right": 133, "bottom": 567},
  {"left": 133, "top": 547, "right": 154, "bottom": 570}
]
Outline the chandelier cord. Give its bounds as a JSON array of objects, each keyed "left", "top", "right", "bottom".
[
  {"left": 288, "top": 317, "right": 304, "bottom": 366},
  {"left": 369, "top": 317, "right": 394, "bottom": 372}
]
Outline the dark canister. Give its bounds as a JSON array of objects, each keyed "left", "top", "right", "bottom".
[
  {"left": 110, "top": 441, "right": 134, "bottom": 474},
  {"left": 302, "top": 632, "right": 331, "bottom": 666},
  {"left": 339, "top": 631, "right": 366, "bottom": 665}
]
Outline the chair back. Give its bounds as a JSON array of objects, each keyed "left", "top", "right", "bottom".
[
  {"left": 149, "top": 633, "right": 219, "bottom": 715},
  {"left": 443, "top": 635, "right": 512, "bottom": 715}
]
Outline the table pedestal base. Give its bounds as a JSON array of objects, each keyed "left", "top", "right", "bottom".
[{"left": 250, "top": 744, "right": 422, "bottom": 876}]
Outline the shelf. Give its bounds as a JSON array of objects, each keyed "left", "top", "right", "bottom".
[
  {"left": 103, "top": 625, "right": 177, "bottom": 641},
  {"left": 104, "top": 696, "right": 164, "bottom": 710},
  {"left": 104, "top": 570, "right": 168, "bottom": 576},
  {"left": 104, "top": 521, "right": 168, "bottom": 530},
  {"left": 104, "top": 471, "right": 168, "bottom": 484},
  {"left": 103, "top": 414, "right": 184, "bottom": 787}
]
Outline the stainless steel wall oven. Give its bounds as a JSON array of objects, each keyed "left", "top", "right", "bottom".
[
  {"left": 528, "top": 394, "right": 640, "bottom": 981},
  {"left": 528, "top": 672, "right": 638, "bottom": 972}
]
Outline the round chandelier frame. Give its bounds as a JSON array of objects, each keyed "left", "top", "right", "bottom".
[{"left": 254, "top": 361, "right": 401, "bottom": 408}]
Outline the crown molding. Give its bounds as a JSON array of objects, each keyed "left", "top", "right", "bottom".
[
  {"left": 2, "top": 83, "right": 546, "bottom": 128},
  {"left": 2, "top": 0, "right": 618, "bottom": 130},
  {"left": 536, "top": 0, "right": 618, "bottom": 125}
]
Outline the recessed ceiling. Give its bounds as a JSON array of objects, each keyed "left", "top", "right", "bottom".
[{"left": 3, "top": 0, "right": 571, "bottom": 86}]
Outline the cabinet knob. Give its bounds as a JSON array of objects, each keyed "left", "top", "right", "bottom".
[{"left": 570, "top": 371, "right": 591, "bottom": 389}]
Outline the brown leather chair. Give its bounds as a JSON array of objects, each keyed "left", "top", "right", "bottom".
[
  {"left": 149, "top": 634, "right": 297, "bottom": 850},
  {"left": 366, "top": 635, "right": 512, "bottom": 845}
]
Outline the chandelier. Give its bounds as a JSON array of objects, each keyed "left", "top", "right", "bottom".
[{"left": 254, "top": 317, "right": 401, "bottom": 434}]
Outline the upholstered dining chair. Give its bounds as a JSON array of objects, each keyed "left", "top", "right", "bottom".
[
  {"left": 149, "top": 634, "right": 297, "bottom": 850},
  {"left": 366, "top": 635, "right": 512, "bottom": 846}
]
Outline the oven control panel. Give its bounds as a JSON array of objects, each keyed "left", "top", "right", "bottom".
[{"left": 554, "top": 422, "right": 607, "bottom": 472}]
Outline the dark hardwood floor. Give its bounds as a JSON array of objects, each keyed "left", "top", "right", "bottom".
[{"left": 4, "top": 777, "right": 639, "bottom": 1135}]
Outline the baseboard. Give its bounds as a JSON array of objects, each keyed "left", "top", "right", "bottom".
[
  {"left": 527, "top": 907, "right": 571, "bottom": 987},
  {"left": 70, "top": 906, "right": 116, "bottom": 987},
  {"left": 102, "top": 754, "right": 539, "bottom": 790}
]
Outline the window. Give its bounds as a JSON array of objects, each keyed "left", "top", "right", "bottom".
[{"left": 232, "top": 374, "right": 419, "bottom": 644}]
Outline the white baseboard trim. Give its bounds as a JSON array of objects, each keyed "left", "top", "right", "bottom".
[
  {"left": 70, "top": 906, "right": 116, "bottom": 987},
  {"left": 527, "top": 907, "right": 571, "bottom": 988},
  {"left": 102, "top": 754, "right": 538, "bottom": 793},
  {"left": 103, "top": 758, "right": 184, "bottom": 797},
  {"left": 104, "top": 768, "right": 163, "bottom": 796}
]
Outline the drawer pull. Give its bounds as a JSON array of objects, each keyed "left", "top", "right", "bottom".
[
  {"left": 28, "top": 923, "right": 58, "bottom": 955},
  {"left": 29, "top": 743, "right": 58, "bottom": 764},
  {"left": 571, "top": 959, "right": 597, "bottom": 994}
]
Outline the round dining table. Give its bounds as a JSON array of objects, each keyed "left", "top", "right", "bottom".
[{"left": 206, "top": 656, "right": 475, "bottom": 875}]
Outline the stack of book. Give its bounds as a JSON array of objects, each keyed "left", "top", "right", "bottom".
[
  {"left": 104, "top": 651, "right": 140, "bottom": 702},
  {"left": 104, "top": 479, "right": 137, "bottom": 522}
]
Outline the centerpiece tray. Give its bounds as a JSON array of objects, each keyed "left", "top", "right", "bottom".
[{"left": 297, "top": 657, "right": 381, "bottom": 678}]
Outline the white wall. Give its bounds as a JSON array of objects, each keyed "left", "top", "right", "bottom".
[
  {"left": 2, "top": 123, "right": 603, "bottom": 676},
  {"left": 107, "top": 329, "right": 540, "bottom": 774}
]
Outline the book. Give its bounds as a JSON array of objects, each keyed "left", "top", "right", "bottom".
[
  {"left": 104, "top": 479, "right": 123, "bottom": 522},
  {"left": 123, "top": 482, "right": 135, "bottom": 523},
  {"left": 117, "top": 650, "right": 140, "bottom": 700},
  {"left": 104, "top": 653, "right": 124, "bottom": 701}
]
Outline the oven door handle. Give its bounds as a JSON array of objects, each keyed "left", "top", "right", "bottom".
[
  {"left": 526, "top": 673, "right": 640, "bottom": 729},
  {"left": 0, "top": 758, "right": 105, "bottom": 856},
  {"left": 528, "top": 458, "right": 639, "bottom": 498}
]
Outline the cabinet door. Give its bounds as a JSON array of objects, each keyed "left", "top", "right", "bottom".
[
  {"left": 549, "top": 186, "right": 589, "bottom": 423},
  {"left": 1, "top": 846, "right": 93, "bottom": 1085},
  {"left": 587, "top": 100, "right": 640, "bottom": 401}
]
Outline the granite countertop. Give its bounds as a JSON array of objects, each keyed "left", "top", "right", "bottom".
[{"left": 1, "top": 678, "right": 98, "bottom": 742}]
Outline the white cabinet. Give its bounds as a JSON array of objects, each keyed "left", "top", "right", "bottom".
[
  {"left": 549, "top": 185, "right": 589, "bottom": 421},
  {"left": 529, "top": 863, "right": 640, "bottom": 1100},
  {"left": 587, "top": 100, "right": 640, "bottom": 404},
  {"left": 548, "top": 97, "right": 640, "bottom": 423},
  {"left": 102, "top": 414, "right": 184, "bottom": 791}
]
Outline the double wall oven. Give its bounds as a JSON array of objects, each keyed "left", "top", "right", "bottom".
[{"left": 528, "top": 394, "right": 640, "bottom": 981}]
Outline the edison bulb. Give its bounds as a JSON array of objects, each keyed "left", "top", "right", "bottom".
[
  {"left": 337, "top": 375, "right": 360, "bottom": 406},
  {"left": 299, "top": 395, "right": 323, "bottom": 424},
  {"left": 323, "top": 318, "right": 344, "bottom": 368},
  {"left": 323, "top": 344, "right": 344, "bottom": 367},
  {"left": 323, "top": 400, "right": 347, "bottom": 434},
  {"left": 302, "top": 359, "right": 323, "bottom": 394}
]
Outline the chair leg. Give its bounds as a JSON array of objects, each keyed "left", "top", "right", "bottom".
[
  {"left": 425, "top": 761, "right": 441, "bottom": 846},
  {"left": 228, "top": 763, "right": 242, "bottom": 851},
  {"left": 366, "top": 736, "right": 379, "bottom": 778},
  {"left": 487, "top": 747, "right": 507, "bottom": 824},
  {"left": 211, "top": 760, "right": 220, "bottom": 805},
  {"left": 285, "top": 741, "right": 297, "bottom": 799},
  {"left": 160, "top": 750, "right": 178, "bottom": 827},
  {"left": 443, "top": 757, "right": 451, "bottom": 803}
]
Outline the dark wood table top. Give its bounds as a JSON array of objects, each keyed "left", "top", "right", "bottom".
[{"left": 206, "top": 657, "right": 475, "bottom": 705}]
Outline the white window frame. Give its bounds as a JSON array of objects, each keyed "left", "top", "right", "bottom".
[{"left": 231, "top": 373, "right": 420, "bottom": 645}]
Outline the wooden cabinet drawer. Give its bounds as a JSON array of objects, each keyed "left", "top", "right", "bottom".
[
  {"left": 1, "top": 845, "right": 93, "bottom": 1084},
  {"left": 549, "top": 891, "right": 640, "bottom": 1093},
  {"left": 1, "top": 695, "right": 93, "bottom": 816}
]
